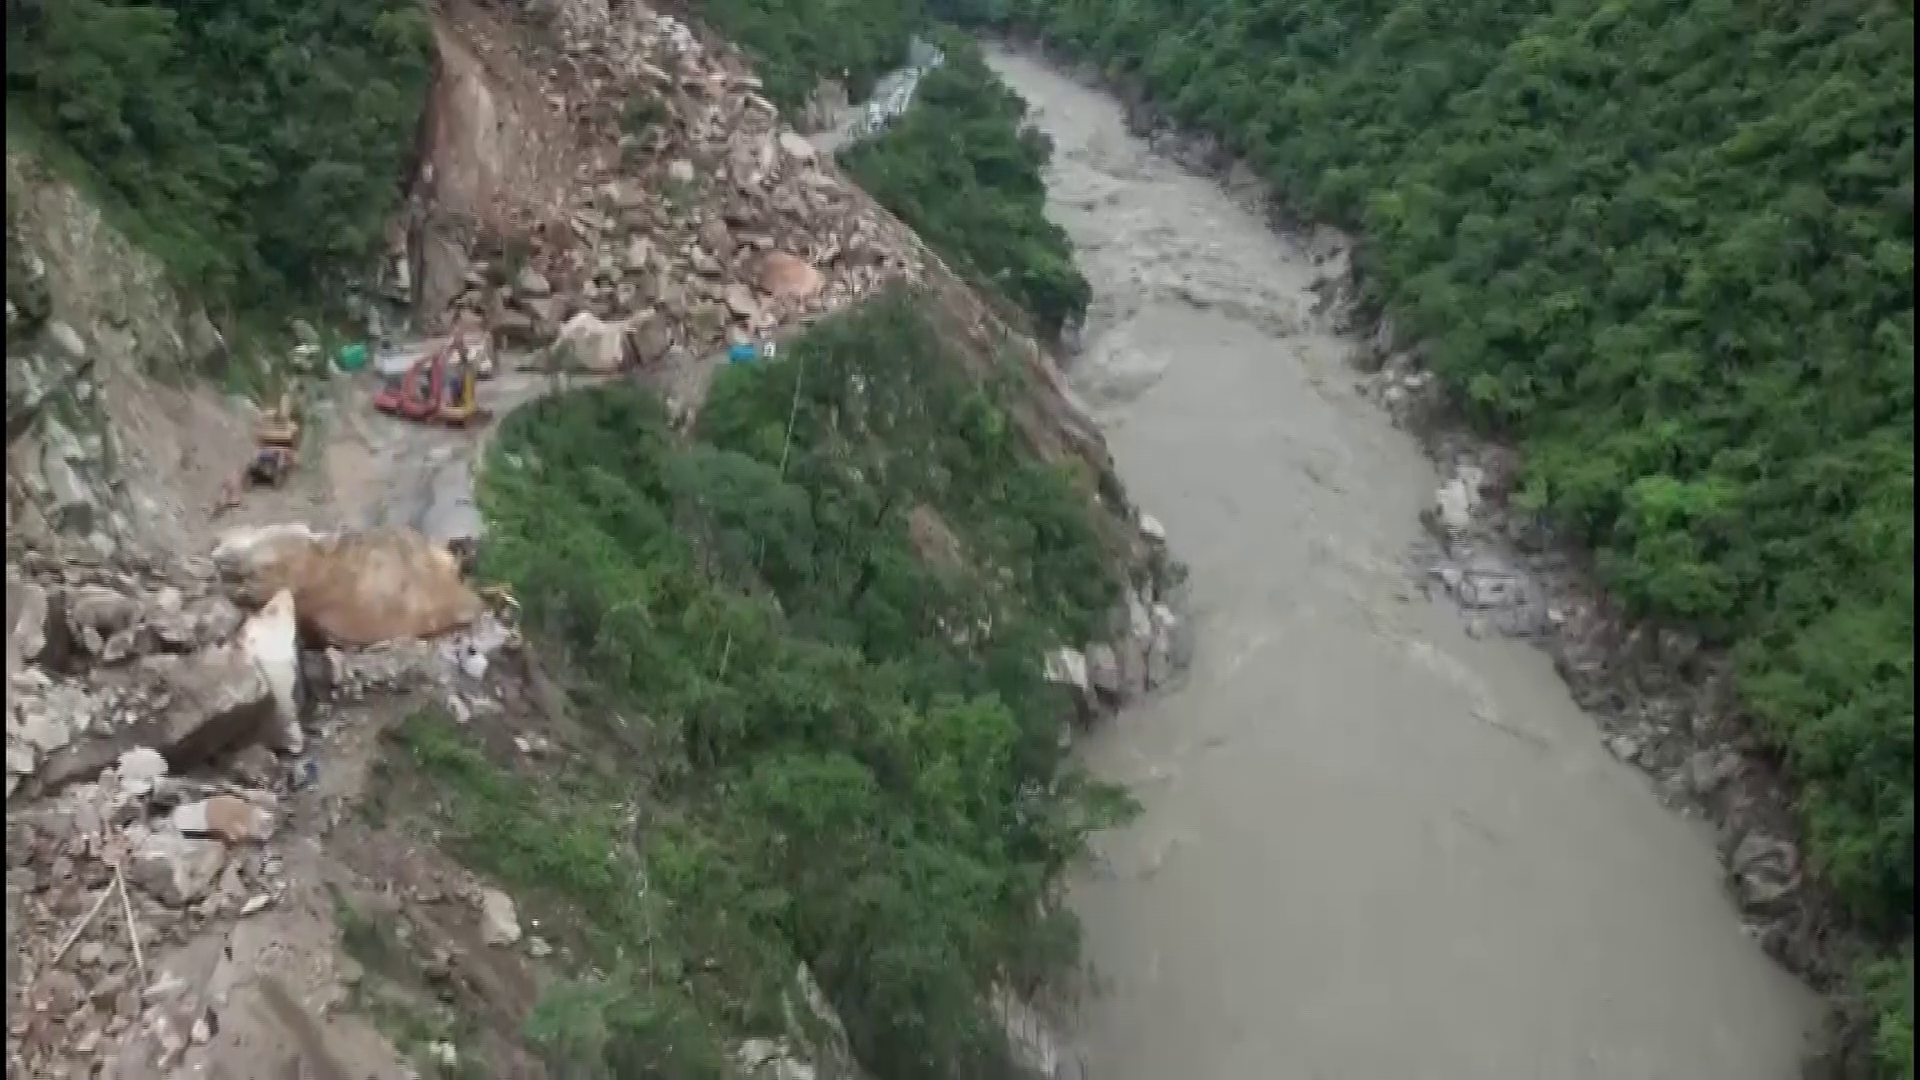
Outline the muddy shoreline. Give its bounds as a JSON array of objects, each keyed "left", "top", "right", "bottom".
[{"left": 985, "top": 34, "right": 1880, "bottom": 1078}]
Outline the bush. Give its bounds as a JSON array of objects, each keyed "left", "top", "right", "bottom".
[
  {"left": 984, "top": 0, "right": 1913, "bottom": 1071},
  {"left": 838, "top": 34, "right": 1091, "bottom": 338},
  {"left": 473, "top": 290, "right": 1132, "bottom": 1078},
  {"left": 5, "top": 0, "right": 432, "bottom": 308}
]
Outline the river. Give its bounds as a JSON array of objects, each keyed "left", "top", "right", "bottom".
[{"left": 981, "top": 45, "right": 1820, "bottom": 1080}]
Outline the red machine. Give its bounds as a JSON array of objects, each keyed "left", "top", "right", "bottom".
[
  {"left": 372, "top": 343, "right": 451, "bottom": 421},
  {"left": 371, "top": 332, "right": 490, "bottom": 427}
]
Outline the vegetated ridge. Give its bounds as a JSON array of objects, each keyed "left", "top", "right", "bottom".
[
  {"left": 5, "top": 0, "right": 433, "bottom": 318},
  {"left": 469, "top": 291, "right": 1147, "bottom": 1076},
  {"left": 947, "top": 0, "right": 1914, "bottom": 1073},
  {"left": 835, "top": 33, "right": 1091, "bottom": 342}
]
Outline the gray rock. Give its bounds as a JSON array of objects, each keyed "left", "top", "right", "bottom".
[
  {"left": 118, "top": 746, "right": 169, "bottom": 780},
  {"left": 44, "top": 320, "right": 87, "bottom": 364},
  {"left": 515, "top": 266, "right": 553, "bottom": 298},
  {"left": 778, "top": 131, "right": 817, "bottom": 163},
  {"left": 41, "top": 416, "right": 89, "bottom": 464},
  {"left": 158, "top": 642, "right": 278, "bottom": 765},
  {"left": 1685, "top": 748, "right": 1742, "bottom": 796},
  {"left": 1158, "top": 603, "right": 1196, "bottom": 671},
  {"left": 1144, "top": 629, "right": 1173, "bottom": 690},
  {"left": 724, "top": 283, "right": 758, "bottom": 320},
  {"left": 7, "top": 577, "right": 51, "bottom": 668},
  {"left": 1043, "top": 648, "right": 1089, "bottom": 695},
  {"left": 145, "top": 595, "right": 243, "bottom": 652},
  {"left": 185, "top": 310, "right": 226, "bottom": 365},
  {"left": 1457, "top": 570, "right": 1525, "bottom": 610},
  {"left": 1728, "top": 832, "right": 1801, "bottom": 913},
  {"left": 67, "top": 584, "right": 138, "bottom": 637},
  {"left": 1433, "top": 478, "right": 1474, "bottom": 538},
  {"left": 40, "top": 450, "right": 96, "bottom": 535},
  {"left": 627, "top": 314, "right": 674, "bottom": 366},
  {"left": 19, "top": 708, "right": 72, "bottom": 756},
  {"left": 623, "top": 236, "right": 654, "bottom": 273},
  {"left": 479, "top": 887, "right": 521, "bottom": 946},
  {"left": 6, "top": 743, "right": 38, "bottom": 777},
  {"left": 1605, "top": 733, "right": 1642, "bottom": 764},
  {"left": 1086, "top": 643, "right": 1122, "bottom": 699},
  {"left": 129, "top": 832, "right": 227, "bottom": 906}
]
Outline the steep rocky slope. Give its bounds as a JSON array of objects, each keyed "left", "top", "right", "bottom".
[{"left": 5, "top": 2, "right": 1168, "bottom": 1078}]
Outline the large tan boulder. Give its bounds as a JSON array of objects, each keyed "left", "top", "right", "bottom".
[
  {"left": 214, "top": 525, "right": 483, "bottom": 646},
  {"left": 758, "top": 252, "right": 824, "bottom": 302}
]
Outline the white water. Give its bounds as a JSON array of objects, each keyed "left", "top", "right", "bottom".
[{"left": 983, "top": 45, "right": 1820, "bottom": 1080}]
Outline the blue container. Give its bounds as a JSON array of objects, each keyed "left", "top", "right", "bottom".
[{"left": 727, "top": 342, "right": 758, "bottom": 366}]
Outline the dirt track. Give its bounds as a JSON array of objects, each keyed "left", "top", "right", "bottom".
[{"left": 983, "top": 45, "right": 1822, "bottom": 1080}]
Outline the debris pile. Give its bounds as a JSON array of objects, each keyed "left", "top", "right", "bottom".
[
  {"left": 438, "top": 0, "right": 931, "bottom": 385},
  {"left": 5, "top": 522, "right": 521, "bottom": 1076},
  {"left": 7, "top": 740, "right": 289, "bottom": 1075}
]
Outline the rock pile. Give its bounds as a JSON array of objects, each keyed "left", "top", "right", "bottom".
[
  {"left": 5, "top": 555, "right": 285, "bottom": 799},
  {"left": 5, "top": 523, "right": 522, "bottom": 1077},
  {"left": 7, "top": 743, "right": 289, "bottom": 1077},
  {"left": 1043, "top": 508, "right": 1194, "bottom": 722},
  {"left": 439, "top": 0, "right": 928, "bottom": 379}
]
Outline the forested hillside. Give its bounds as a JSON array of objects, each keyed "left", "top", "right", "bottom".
[
  {"left": 4, "top": 0, "right": 432, "bottom": 311},
  {"left": 838, "top": 35, "right": 1090, "bottom": 340},
  {"left": 951, "top": 0, "right": 1915, "bottom": 1070},
  {"left": 473, "top": 292, "right": 1134, "bottom": 1077}
]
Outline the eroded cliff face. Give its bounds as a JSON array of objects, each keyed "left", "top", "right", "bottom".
[{"left": 5, "top": 152, "right": 263, "bottom": 567}]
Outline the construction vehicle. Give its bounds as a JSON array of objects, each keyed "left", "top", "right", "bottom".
[
  {"left": 253, "top": 392, "right": 302, "bottom": 448},
  {"left": 439, "top": 353, "right": 489, "bottom": 427},
  {"left": 372, "top": 343, "right": 449, "bottom": 421},
  {"left": 215, "top": 394, "right": 303, "bottom": 514},
  {"left": 372, "top": 331, "right": 493, "bottom": 427}
]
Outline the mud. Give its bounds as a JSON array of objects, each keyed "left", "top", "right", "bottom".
[{"left": 983, "top": 44, "right": 1822, "bottom": 1080}]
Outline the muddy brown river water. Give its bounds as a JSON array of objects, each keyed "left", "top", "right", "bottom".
[{"left": 982, "top": 46, "right": 1820, "bottom": 1080}]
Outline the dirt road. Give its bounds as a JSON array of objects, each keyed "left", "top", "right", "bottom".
[{"left": 983, "top": 45, "right": 1821, "bottom": 1080}]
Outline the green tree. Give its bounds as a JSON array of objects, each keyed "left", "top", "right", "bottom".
[{"left": 838, "top": 35, "right": 1092, "bottom": 338}]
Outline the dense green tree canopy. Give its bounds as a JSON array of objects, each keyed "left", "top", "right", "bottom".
[
  {"left": 5, "top": 0, "right": 432, "bottom": 307},
  {"left": 474, "top": 292, "right": 1132, "bottom": 1078},
  {"left": 838, "top": 35, "right": 1092, "bottom": 339}
]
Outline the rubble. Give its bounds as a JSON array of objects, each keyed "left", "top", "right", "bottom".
[
  {"left": 4, "top": 519, "right": 511, "bottom": 1077},
  {"left": 407, "top": 0, "right": 934, "bottom": 382}
]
